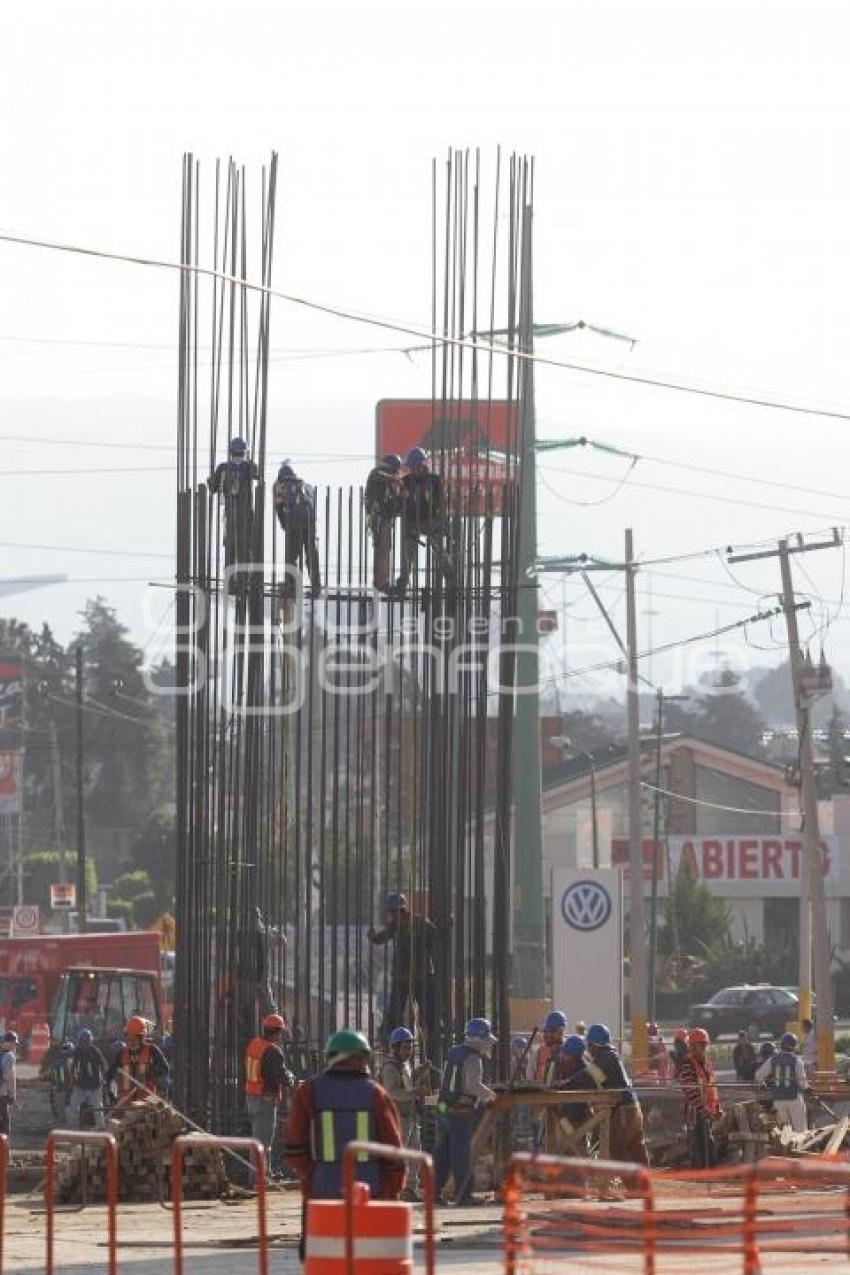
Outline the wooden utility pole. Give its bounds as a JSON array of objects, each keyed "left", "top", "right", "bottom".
[
  {"left": 730, "top": 530, "right": 840, "bottom": 1071},
  {"left": 625, "top": 529, "right": 648, "bottom": 1072},
  {"left": 75, "top": 646, "right": 86, "bottom": 933}
]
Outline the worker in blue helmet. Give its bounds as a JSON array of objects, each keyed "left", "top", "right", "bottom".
[
  {"left": 395, "top": 446, "right": 455, "bottom": 594},
  {"left": 209, "top": 437, "right": 259, "bottom": 576},
  {"left": 435, "top": 1018, "right": 497, "bottom": 1205},
  {"left": 368, "top": 891, "right": 439, "bottom": 1053},
  {"left": 274, "top": 461, "right": 322, "bottom": 598},
  {"left": 586, "top": 1023, "right": 649, "bottom": 1166},
  {"left": 755, "top": 1031, "right": 808, "bottom": 1132},
  {"left": 550, "top": 1035, "right": 604, "bottom": 1147},
  {"left": 365, "top": 453, "right": 404, "bottom": 592},
  {"left": 534, "top": 1010, "right": 568, "bottom": 1086},
  {"left": 380, "top": 1027, "right": 425, "bottom": 1200}
]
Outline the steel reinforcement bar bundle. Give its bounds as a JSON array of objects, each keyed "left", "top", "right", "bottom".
[{"left": 172, "top": 149, "right": 536, "bottom": 1132}]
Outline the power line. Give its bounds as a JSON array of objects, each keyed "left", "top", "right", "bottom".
[{"left": 3, "top": 229, "right": 850, "bottom": 422}]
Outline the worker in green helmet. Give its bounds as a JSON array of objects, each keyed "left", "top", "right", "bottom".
[{"left": 282, "top": 1028, "right": 405, "bottom": 1260}]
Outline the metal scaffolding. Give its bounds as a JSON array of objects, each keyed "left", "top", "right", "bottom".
[{"left": 173, "top": 149, "right": 536, "bottom": 1131}]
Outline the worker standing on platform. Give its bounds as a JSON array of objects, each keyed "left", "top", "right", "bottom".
[
  {"left": 68, "top": 1029, "right": 107, "bottom": 1130},
  {"left": 396, "top": 447, "right": 454, "bottom": 593},
  {"left": 434, "top": 1017, "right": 497, "bottom": 1206},
  {"left": 380, "top": 1027, "right": 424, "bottom": 1200},
  {"left": 0, "top": 1032, "right": 17, "bottom": 1137},
  {"left": 365, "top": 453, "right": 404, "bottom": 592},
  {"left": 245, "top": 1013, "right": 296, "bottom": 1170},
  {"left": 677, "top": 1027, "right": 721, "bottom": 1167},
  {"left": 209, "top": 436, "right": 259, "bottom": 571},
  {"left": 586, "top": 1023, "right": 650, "bottom": 1166},
  {"left": 368, "top": 891, "right": 439, "bottom": 1051},
  {"left": 274, "top": 461, "right": 321, "bottom": 597},
  {"left": 108, "top": 1017, "right": 169, "bottom": 1102},
  {"left": 282, "top": 1029, "right": 404, "bottom": 1259},
  {"left": 755, "top": 1032, "right": 808, "bottom": 1133},
  {"left": 534, "top": 1011, "right": 568, "bottom": 1086}
]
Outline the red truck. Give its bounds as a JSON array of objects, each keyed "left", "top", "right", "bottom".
[{"left": 0, "top": 932, "right": 163, "bottom": 1055}]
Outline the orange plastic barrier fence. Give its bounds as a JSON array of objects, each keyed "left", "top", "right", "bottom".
[
  {"left": 504, "top": 1151, "right": 850, "bottom": 1275},
  {"left": 171, "top": 1135, "right": 268, "bottom": 1275},
  {"left": 341, "top": 1142, "right": 436, "bottom": 1275},
  {"left": 45, "top": 1130, "right": 119, "bottom": 1275}
]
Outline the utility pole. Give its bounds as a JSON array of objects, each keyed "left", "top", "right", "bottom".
[
  {"left": 730, "top": 531, "right": 839, "bottom": 1072},
  {"left": 511, "top": 201, "right": 546, "bottom": 1010},
  {"left": 625, "top": 529, "right": 648, "bottom": 1072},
  {"left": 648, "top": 690, "right": 689, "bottom": 1022},
  {"left": 49, "top": 719, "right": 67, "bottom": 884},
  {"left": 75, "top": 646, "right": 87, "bottom": 934}
]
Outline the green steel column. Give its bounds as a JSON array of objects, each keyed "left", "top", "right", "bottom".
[{"left": 512, "top": 202, "right": 545, "bottom": 1000}]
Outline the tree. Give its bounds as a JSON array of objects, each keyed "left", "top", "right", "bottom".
[
  {"left": 129, "top": 810, "right": 176, "bottom": 915},
  {"left": 691, "top": 667, "right": 767, "bottom": 756},
  {"left": 822, "top": 706, "right": 850, "bottom": 796},
  {"left": 659, "top": 857, "right": 732, "bottom": 960},
  {"left": 750, "top": 658, "right": 850, "bottom": 729}
]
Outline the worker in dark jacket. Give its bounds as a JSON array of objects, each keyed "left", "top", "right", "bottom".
[
  {"left": 552, "top": 1034, "right": 604, "bottom": 1154},
  {"left": 282, "top": 1029, "right": 404, "bottom": 1260},
  {"left": 209, "top": 436, "right": 259, "bottom": 572},
  {"left": 365, "top": 453, "right": 404, "bottom": 592},
  {"left": 274, "top": 462, "right": 321, "bottom": 597},
  {"left": 396, "top": 447, "right": 454, "bottom": 593},
  {"left": 586, "top": 1023, "right": 649, "bottom": 1166},
  {"left": 68, "top": 1029, "right": 107, "bottom": 1129},
  {"left": 732, "top": 1030, "right": 758, "bottom": 1083},
  {"left": 368, "top": 891, "right": 439, "bottom": 1050},
  {"left": 244, "top": 1013, "right": 296, "bottom": 1169},
  {"left": 434, "top": 1018, "right": 496, "bottom": 1205}
]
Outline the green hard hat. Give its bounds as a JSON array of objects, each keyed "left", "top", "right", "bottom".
[{"left": 326, "top": 1028, "right": 371, "bottom": 1058}]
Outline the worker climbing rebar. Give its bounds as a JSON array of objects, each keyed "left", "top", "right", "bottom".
[
  {"left": 209, "top": 436, "right": 259, "bottom": 575},
  {"left": 395, "top": 447, "right": 454, "bottom": 594},
  {"left": 365, "top": 453, "right": 404, "bottom": 592},
  {"left": 274, "top": 460, "right": 322, "bottom": 597},
  {"left": 368, "top": 891, "right": 439, "bottom": 1053}
]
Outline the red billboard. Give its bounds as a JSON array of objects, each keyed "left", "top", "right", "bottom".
[{"left": 375, "top": 399, "right": 518, "bottom": 513}]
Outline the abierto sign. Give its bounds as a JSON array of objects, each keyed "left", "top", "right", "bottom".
[
  {"left": 668, "top": 836, "right": 837, "bottom": 883},
  {"left": 552, "top": 869, "right": 623, "bottom": 1039}
]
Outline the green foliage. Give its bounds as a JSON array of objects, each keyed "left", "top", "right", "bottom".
[
  {"left": 129, "top": 810, "right": 176, "bottom": 915},
  {"left": 659, "top": 857, "right": 732, "bottom": 959},
  {"left": 108, "top": 869, "right": 161, "bottom": 929}
]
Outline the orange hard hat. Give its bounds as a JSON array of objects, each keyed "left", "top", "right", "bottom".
[
  {"left": 262, "top": 1013, "right": 286, "bottom": 1034},
  {"left": 689, "top": 1027, "right": 710, "bottom": 1046},
  {"left": 125, "top": 1016, "right": 147, "bottom": 1037},
  {"left": 673, "top": 1027, "right": 689, "bottom": 1043}
]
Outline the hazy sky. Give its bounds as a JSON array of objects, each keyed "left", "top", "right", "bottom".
[{"left": 2, "top": 0, "right": 850, "bottom": 703}]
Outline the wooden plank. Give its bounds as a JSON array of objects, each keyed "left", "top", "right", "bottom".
[{"left": 824, "top": 1117, "right": 850, "bottom": 1157}]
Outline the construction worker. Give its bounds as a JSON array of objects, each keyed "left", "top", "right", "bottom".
[
  {"left": 669, "top": 1027, "right": 689, "bottom": 1078},
  {"left": 245, "top": 1013, "right": 296, "bottom": 1170},
  {"left": 534, "top": 1011, "right": 568, "bottom": 1086},
  {"left": 368, "top": 891, "right": 438, "bottom": 1051},
  {"left": 732, "top": 1030, "right": 758, "bottom": 1083},
  {"left": 68, "top": 1029, "right": 107, "bottom": 1130},
  {"left": 365, "top": 453, "right": 404, "bottom": 592},
  {"left": 755, "top": 1031, "right": 808, "bottom": 1133},
  {"left": 552, "top": 1034, "right": 604, "bottom": 1153},
  {"left": 0, "top": 1032, "right": 17, "bottom": 1136},
  {"left": 107, "top": 1017, "right": 169, "bottom": 1103},
  {"left": 434, "top": 1017, "right": 497, "bottom": 1206},
  {"left": 586, "top": 1023, "right": 650, "bottom": 1166},
  {"left": 574, "top": 1020, "right": 587, "bottom": 1037},
  {"left": 209, "top": 436, "right": 259, "bottom": 571},
  {"left": 647, "top": 1023, "right": 669, "bottom": 1080},
  {"left": 396, "top": 447, "right": 454, "bottom": 593},
  {"left": 274, "top": 461, "right": 321, "bottom": 597},
  {"left": 380, "top": 1026, "right": 424, "bottom": 1200},
  {"left": 282, "top": 1029, "right": 404, "bottom": 1260},
  {"left": 677, "top": 1027, "right": 721, "bottom": 1167}
]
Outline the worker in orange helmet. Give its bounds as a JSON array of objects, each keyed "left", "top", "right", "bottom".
[
  {"left": 244, "top": 1012, "right": 296, "bottom": 1172},
  {"left": 107, "top": 1017, "right": 169, "bottom": 1104},
  {"left": 677, "top": 1028, "right": 722, "bottom": 1167}
]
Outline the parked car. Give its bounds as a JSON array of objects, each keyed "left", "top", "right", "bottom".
[{"left": 688, "top": 984, "right": 799, "bottom": 1039}]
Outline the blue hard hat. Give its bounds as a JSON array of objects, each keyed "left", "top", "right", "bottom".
[
  {"left": 560, "top": 1034, "right": 586, "bottom": 1058},
  {"left": 278, "top": 461, "right": 295, "bottom": 477},
  {"left": 511, "top": 1034, "right": 529, "bottom": 1052},
  {"left": 77, "top": 1029, "right": 93, "bottom": 1045},
  {"left": 466, "top": 1017, "right": 496, "bottom": 1042},
  {"left": 544, "top": 1010, "right": 567, "bottom": 1032},
  {"left": 229, "top": 436, "right": 248, "bottom": 454},
  {"left": 405, "top": 446, "right": 428, "bottom": 469},
  {"left": 382, "top": 453, "right": 403, "bottom": 473},
  {"left": 780, "top": 1032, "right": 797, "bottom": 1051},
  {"left": 389, "top": 1027, "right": 414, "bottom": 1047},
  {"left": 586, "top": 1023, "right": 611, "bottom": 1047},
  {"left": 758, "top": 1040, "right": 776, "bottom": 1060},
  {"left": 386, "top": 891, "right": 408, "bottom": 911}
]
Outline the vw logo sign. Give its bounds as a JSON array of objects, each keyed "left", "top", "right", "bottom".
[{"left": 560, "top": 879, "right": 612, "bottom": 932}]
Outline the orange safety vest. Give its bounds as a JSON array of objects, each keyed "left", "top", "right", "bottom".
[
  {"left": 694, "top": 1055, "right": 720, "bottom": 1116},
  {"left": 245, "top": 1037, "right": 272, "bottom": 1097},
  {"left": 118, "top": 1044, "right": 154, "bottom": 1095}
]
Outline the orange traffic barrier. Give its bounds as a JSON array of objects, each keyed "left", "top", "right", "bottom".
[
  {"left": 28, "top": 1021, "right": 50, "bottom": 1065},
  {"left": 338, "top": 1142, "right": 435, "bottom": 1275},
  {"left": 306, "top": 1181, "right": 413, "bottom": 1275},
  {"left": 45, "top": 1130, "right": 118, "bottom": 1275},
  {"left": 171, "top": 1134, "right": 267, "bottom": 1275}
]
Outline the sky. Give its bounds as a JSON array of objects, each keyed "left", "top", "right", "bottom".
[{"left": 2, "top": 0, "right": 850, "bottom": 706}]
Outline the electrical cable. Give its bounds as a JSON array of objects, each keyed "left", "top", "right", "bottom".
[{"left": 640, "top": 781, "right": 799, "bottom": 820}]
